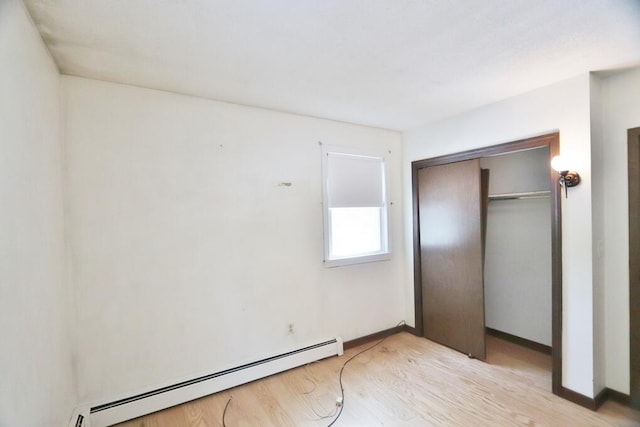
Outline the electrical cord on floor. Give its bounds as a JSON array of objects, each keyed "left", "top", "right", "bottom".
[
  {"left": 220, "top": 320, "right": 407, "bottom": 426},
  {"left": 326, "top": 320, "right": 406, "bottom": 427},
  {"left": 302, "top": 360, "right": 321, "bottom": 395},
  {"left": 222, "top": 396, "right": 232, "bottom": 427},
  {"left": 304, "top": 362, "right": 340, "bottom": 420},
  {"left": 310, "top": 401, "right": 339, "bottom": 420}
]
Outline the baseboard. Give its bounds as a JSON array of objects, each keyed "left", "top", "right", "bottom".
[
  {"left": 594, "top": 387, "right": 609, "bottom": 410},
  {"left": 561, "top": 386, "right": 633, "bottom": 411},
  {"left": 596, "top": 387, "right": 634, "bottom": 409},
  {"left": 69, "top": 337, "right": 343, "bottom": 427},
  {"left": 605, "top": 388, "right": 631, "bottom": 406},
  {"left": 485, "top": 327, "right": 551, "bottom": 355},
  {"left": 343, "top": 324, "right": 415, "bottom": 350},
  {"left": 560, "top": 386, "right": 597, "bottom": 410},
  {"left": 403, "top": 324, "right": 418, "bottom": 335}
]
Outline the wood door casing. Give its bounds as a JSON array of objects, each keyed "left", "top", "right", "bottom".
[
  {"left": 418, "top": 159, "right": 486, "bottom": 360},
  {"left": 481, "top": 168, "right": 490, "bottom": 267}
]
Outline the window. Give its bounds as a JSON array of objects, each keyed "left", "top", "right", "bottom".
[{"left": 321, "top": 145, "right": 390, "bottom": 267}]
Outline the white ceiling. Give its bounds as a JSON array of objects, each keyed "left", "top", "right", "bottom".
[{"left": 25, "top": 0, "right": 640, "bottom": 130}]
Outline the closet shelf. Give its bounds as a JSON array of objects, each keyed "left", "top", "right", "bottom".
[{"left": 488, "top": 190, "right": 550, "bottom": 201}]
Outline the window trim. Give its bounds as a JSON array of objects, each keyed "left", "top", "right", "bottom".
[{"left": 321, "top": 144, "right": 391, "bottom": 267}]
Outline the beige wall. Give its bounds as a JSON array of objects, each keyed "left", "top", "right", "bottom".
[
  {"left": 63, "top": 76, "right": 406, "bottom": 403},
  {"left": 0, "top": 1, "right": 76, "bottom": 425},
  {"left": 600, "top": 66, "right": 640, "bottom": 394}
]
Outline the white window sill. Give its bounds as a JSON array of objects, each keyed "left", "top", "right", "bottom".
[{"left": 324, "top": 252, "right": 391, "bottom": 268}]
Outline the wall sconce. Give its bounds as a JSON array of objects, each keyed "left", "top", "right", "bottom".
[{"left": 551, "top": 155, "right": 581, "bottom": 198}]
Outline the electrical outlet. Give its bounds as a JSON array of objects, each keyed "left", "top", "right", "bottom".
[
  {"left": 336, "top": 396, "right": 343, "bottom": 407},
  {"left": 288, "top": 323, "right": 294, "bottom": 334}
]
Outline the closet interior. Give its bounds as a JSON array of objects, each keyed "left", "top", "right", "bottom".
[{"left": 481, "top": 147, "right": 552, "bottom": 361}]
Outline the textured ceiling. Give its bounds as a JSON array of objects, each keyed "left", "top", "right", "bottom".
[{"left": 24, "top": 0, "right": 640, "bottom": 130}]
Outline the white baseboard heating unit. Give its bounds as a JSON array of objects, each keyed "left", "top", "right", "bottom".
[{"left": 69, "top": 337, "right": 343, "bottom": 427}]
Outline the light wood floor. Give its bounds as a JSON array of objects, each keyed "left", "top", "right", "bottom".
[{"left": 116, "top": 332, "right": 640, "bottom": 426}]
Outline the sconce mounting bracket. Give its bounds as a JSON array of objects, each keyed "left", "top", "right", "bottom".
[{"left": 561, "top": 171, "right": 581, "bottom": 187}]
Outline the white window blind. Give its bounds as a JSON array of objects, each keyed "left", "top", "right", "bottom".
[
  {"left": 322, "top": 145, "right": 390, "bottom": 267},
  {"left": 326, "top": 153, "right": 385, "bottom": 208}
]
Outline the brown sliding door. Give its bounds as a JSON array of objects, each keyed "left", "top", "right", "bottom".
[{"left": 417, "top": 159, "right": 487, "bottom": 360}]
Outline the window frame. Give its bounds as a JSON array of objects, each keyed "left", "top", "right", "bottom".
[{"left": 321, "top": 144, "right": 391, "bottom": 267}]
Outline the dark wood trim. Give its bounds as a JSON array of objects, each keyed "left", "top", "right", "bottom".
[
  {"left": 606, "top": 388, "right": 631, "bottom": 406},
  {"left": 549, "top": 135, "right": 562, "bottom": 396},
  {"left": 412, "top": 164, "right": 424, "bottom": 336},
  {"left": 560, "top": 387, "right": 597, "bottom": 410},
  {"left": 561, "top": 386, "right": 632, "bottom": 411},
  {"left": 629, "top": 127, "right": 640, "bottom": 410},
  {"left": 411, "top": 132, "right": 563, "bottom": 397},
  {"left": 343, "top": 324, "right": 419, "bottom": 350},
  {"left": 485, "top": 327, "right": 551, "bottom": 355},
  {"left": 402, "top": 324, "right": 419, "bottom": 336},
  {"left": 411, "top": 133, "right": 557, "bottom": 170},
  {"left": 594, "top": 387, "right": 609, "bottom": 410},
  {"left": 343, "top": 325, "right": 407, "bottom": 350}
]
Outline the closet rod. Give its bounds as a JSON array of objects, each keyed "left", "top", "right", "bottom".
[{"left": 488, "top": 190, "right": 550, "bottom": 201}]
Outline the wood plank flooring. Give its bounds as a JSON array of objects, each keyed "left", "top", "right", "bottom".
[{"left": 116, "top": 332, "right": 640, "bottom": 426}]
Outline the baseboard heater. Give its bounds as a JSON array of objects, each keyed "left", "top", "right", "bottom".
[{"left": 70, "top": 337, "right": 343, "bottom": 427}]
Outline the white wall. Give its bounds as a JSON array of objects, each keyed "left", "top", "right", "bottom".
[
  {"left": 63, "top": 77, "right": 406, "bottom": 404},
  {"left": 601, "top": 66, "right": 640, "bottom": 394},
  {"left": 0, "top": 1, "right": 76, "bottom": 425},
  {"left": 481, "top": 149, "right": 552, "bottom": 346},
  {"left": 481, "top": 148, "right": 551, "bottom": 196},
  {"left": 404, "top": 74, "right": 596, "bottom": 397},
  {"left": 590, "top": 74, "right": 606, "bottom": 394}
]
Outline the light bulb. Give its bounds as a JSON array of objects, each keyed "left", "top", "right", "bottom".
[{"left": 551, "top": 155, "right": 569, "bottom": 173}]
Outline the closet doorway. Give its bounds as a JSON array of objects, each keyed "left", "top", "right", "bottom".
[
  {"left": 482, "top": 147, "right": 552, "bottom": 354},
  {"left": 411, "top": 133, "right": 562, "bottom": 395}
]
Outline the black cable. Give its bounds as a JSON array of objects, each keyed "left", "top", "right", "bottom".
[
  {"left": 220, "top": 320, "right": 406, "bottom": 427},
  {"left": 327, "top": 320, "right": 405, "bottom": 427},
  {"left": 222, "top": 396, "right": 232, "bottom": 427}
]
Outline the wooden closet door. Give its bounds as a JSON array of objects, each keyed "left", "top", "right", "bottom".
[{"left": 418, "top": 159, "right": 486, "bottom": 360}]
